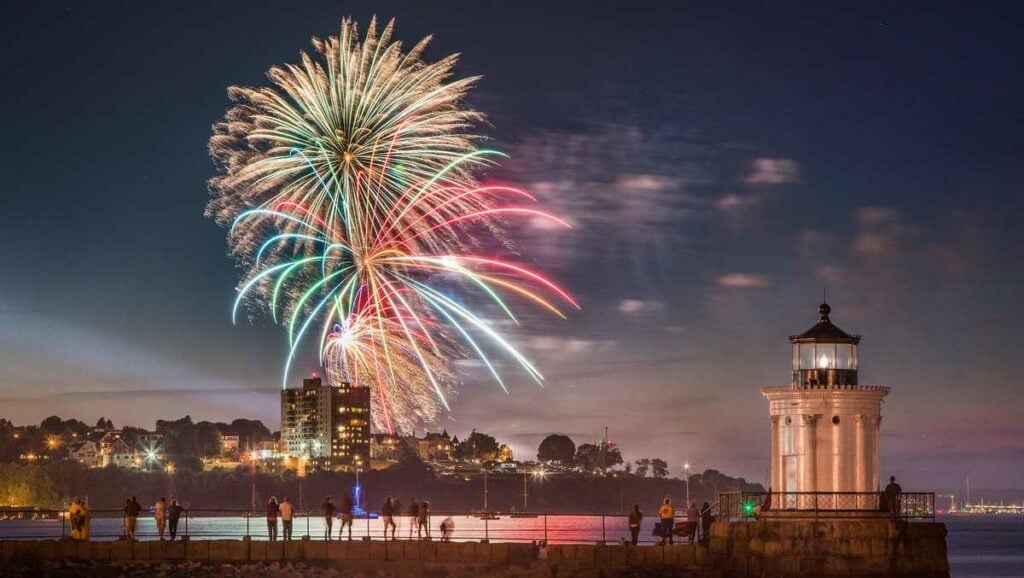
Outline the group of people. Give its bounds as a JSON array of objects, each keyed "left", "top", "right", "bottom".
[
  {"left": 381, "top": 496, "right": 453, "bottom": 541},
  {"left": 626, "top": 498, "right": 714, "bottom": 546},
  {"left": 262, "top": 494, "right": 454, "bottom": 542},
  {"left": 123, "top": 496, "right": 184, "bottom": 541},
  {"left": 66, "top": 496, "right": 183, "bottom": 541},
  {"left": 67, "top": 499, "right": 91, "bottom": 540}
]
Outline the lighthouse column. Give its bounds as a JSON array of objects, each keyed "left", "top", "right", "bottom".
[
  {"left": 871, "top": 415, "right": 882, "bottom": 491},
  {"left": 800, "top": 414, "right": 819, "bottom": 492},
  {"left": 770, "top": 415, "right": 781, "bottom": 490},
  {"left": 855, "top": 413, "right": 877, "bottom": 494}
]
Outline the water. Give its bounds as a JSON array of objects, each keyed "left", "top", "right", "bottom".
[
  {"left": 1, "top": 513, "right": 1021, "bottom": 576},
  {"left": 945, "top": 515, "right": 1024, "bottom": 577}
]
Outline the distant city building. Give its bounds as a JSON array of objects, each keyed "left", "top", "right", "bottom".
[
  {"left": 416, "top": 431, "right": 453, "bottom": 462},
  {"left": 221, "top": 435, "right": 240, "bottom": 455},
  {"left": 762, "top": 302, "right": 890, "bottom": 497},
  {"left": 332, "top": 381, "right": 370, "bottom": 471},
  {"left": 280, "top": 376, "right": 371, "bottom": 472},
  {"left": 68, "top": 440, "right": 100, "bottom": 468},
  {"left": 100, "top": 438, "right": 133, "bottom": 468},
  {"left": 370, "top": 433, "right": 406, "bottom": 462},
  {"left": 281, "top": 377, "right": 334, "bottom": 460}
]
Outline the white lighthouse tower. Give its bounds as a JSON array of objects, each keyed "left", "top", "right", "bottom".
[{"left": 762, "top": 302, "right": 890, "bottom": 497}]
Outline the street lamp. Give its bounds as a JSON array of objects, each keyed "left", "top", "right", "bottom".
[{"left": 683, "top": 461, "right": 692, "bottom": 507}]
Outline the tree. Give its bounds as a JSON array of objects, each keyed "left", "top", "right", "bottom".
[
  {"left": 634, "top": 458, "right": 651, "bottom": 478},
  {"left": 651, "top": 458, "right": 669, "bottom": 479},
  {"left": 601, "top": 443, "right": 624, "bottom": 470},
  {"left": 537, "top": 434, "right": 576, "bottom": 464},
  {"left": 39, "top": 416, "right": 63, "bottom": 435},
  {"left": 574, "top": 444, "right": 600, "bottom": 472},
  {"left": 196, "top": 422, "right": 223, "bottom": 457},
  {"left": 455, "top": 430, "right": 499, "bottom": 460},
  {"left": 224, "top": 419, "right": 272, "bottom": 449},
  {"left": 624, "top": 463, "right": 633, "bottom": 475}
]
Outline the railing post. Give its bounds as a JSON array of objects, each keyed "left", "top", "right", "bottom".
[
  {"left": 246, "top": 511, "right": 250, "bottom": 537},
  {"left": 601, "top": 515, "right": 606, "bottom": 544},
  {"left": 485, "top": 513, "right": 489, "bottom": 542},
  {"left": 307, "top": 510, "right": 310, "bottom": 539},
  {"left": 184, "top": 511, "right": 188, "bottom": 538},
  {"left": 544, "top": 514, "right": 548, "bottom": 543}
]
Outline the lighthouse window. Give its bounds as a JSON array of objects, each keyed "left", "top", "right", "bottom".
[
  {"left": 785, "top": 416, "right": 792, "bottom": 425},
  {"left": 832, "top": 416, "right": 841, "bottom": 425},
  {"left": 837, "top": 344, "right": 856, "bottom": 370},
  {"left": 815, "top": 343, "right": 837, "bottom": 369},
  {"left": 798, "top": 344, "right": 815, "bottom": 369}
]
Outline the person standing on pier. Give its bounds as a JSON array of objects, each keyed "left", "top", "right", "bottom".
[
  {"left": 417, "top": 501, "right": 431, "bottom": 540},
  {"left": 628, "top": 504, "right": 643, "bottom": 545},
  {"left": 381, "top": 496, "right": 397, "bottom": 540},
  {"left": 124, "top": 497, "right": 141, "bottom": 540},
  {"left": 322, "top": 496, "right": 336, "bottom": 540},
  {"left": 440, "top": 516, "right": 454, "bottom": 541},
  {"left": 279, "top": 497, "right": 294, "bottom": 540},
  {"left": 340, "top": 494, "right": 354, "bottom": 540},
  {"left": 700, "top": 502, "right": 714, "bottom": 545},
  {"left": 686, "top": 502, "right": 699, "bottom": 544},
  {"left": 266, "top": 496, "right": 280, "bottom": 541},
  {"left": 154, "top": 497, "right": 167, "bottom": 540},
  {"left": 885, "top": 476, "right": 903, "bottom": 520},
  {"left": 408, "top": 498, "right": 420, "bottom": 539},
  {"left": 658, "top": 498, "right": 675, "bottom": 544},
  {"left": 167, "top": 499, "right": 183, "bottom": 540},
  {"left": 68, "top": 499, "right": 84, "bottom": 540}
]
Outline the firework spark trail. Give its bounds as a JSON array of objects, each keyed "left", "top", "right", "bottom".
[{"left": 209, "top": 17, "right": 576, "bottom": 434}]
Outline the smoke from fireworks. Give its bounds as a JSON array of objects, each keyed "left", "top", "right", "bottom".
[{"left": 208, "top": 17, "right": 576, "bottom": 434}]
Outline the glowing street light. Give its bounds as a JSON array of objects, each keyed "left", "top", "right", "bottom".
[
  {"left": 683, "top": 461, "right": 693, "bottom": 507},
  {"left": 45, "top": 435, "right": 61, "bottom": 450},
  {"left": 165, "top": 462, "right": 176, "bottom": 474}
]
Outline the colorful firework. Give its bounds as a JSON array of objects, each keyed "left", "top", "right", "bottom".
[{"left": 208, "top": 18, "right": 576, "bottom": 434}]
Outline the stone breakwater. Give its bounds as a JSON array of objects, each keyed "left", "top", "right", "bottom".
[
  {"left": 707, "top": 519, "right": 949, "bottom": 576},
  {"left": 0, "top": 519, "right": 950, "bottom": 577},
  {"left": 0, "top": 539, "right": 705, "bottom": 578}
]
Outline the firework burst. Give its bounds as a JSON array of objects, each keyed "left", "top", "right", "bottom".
[{"left": 209, "top": 18, "right": 576, "bottom": 434}]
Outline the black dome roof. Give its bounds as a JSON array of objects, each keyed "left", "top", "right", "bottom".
[{"left": 789, "top": 302, "right": 861, "bottom": 343}]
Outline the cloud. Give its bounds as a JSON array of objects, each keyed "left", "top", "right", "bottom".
[
  {"left": 617, "top": 299, "right": 665, "bottom": 315},
  {"left": 854, "top": 206, "right": 900, "bottom": 226},
  {"left": 525, "top": 336, "right": 616, "bottom": 355},
  {"left": 744, "top": 158, "right": 800, "bottom": 184},
  {"left": 850, "top": 206, "right": 919, "bottom": 258},
  {"left": 502, "top": 122, "right": 725, "bottom": 279},
  {"left": 716, "top": 193, "right": 767, "bottom": 233},
  {"left": 714, "top": 273, "right": 770, "bottom": 288}
]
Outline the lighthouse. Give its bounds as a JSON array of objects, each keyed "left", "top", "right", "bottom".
[{"left": 762, "top": 302, "right": 890, "bottom": 497}]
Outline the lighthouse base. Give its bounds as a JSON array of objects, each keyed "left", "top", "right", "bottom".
[{"left": 708, "top": 519, "right": 949, "bottom": 576}]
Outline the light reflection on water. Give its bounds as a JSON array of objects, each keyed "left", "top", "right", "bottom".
[
  {"left": 0, "top": 514, "right": 665, "bottom": 545},
  {"left": 2, "top": 513, "right": 1020, "bottom": 576}
]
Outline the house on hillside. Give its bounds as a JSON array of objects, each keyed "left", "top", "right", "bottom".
[
  {"left": 68, "top": 440, "right": 100, "bottom": 468},
  {"left": 100, "top": 438, "right": 133, "bottom": 468}
]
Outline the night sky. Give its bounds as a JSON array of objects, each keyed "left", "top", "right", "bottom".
[{"left": 2, "top": 1, "right": 1021, "bottom": 489}]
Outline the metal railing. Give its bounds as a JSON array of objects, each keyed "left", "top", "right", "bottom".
[
  {"left": 0, "top": 508, "right": 710, "bottom": 545},
  {"left": 715, "top": 491, "right": 935, "bottom": 521}
]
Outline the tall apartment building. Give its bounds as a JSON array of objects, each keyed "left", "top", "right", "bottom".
[{"left": 280, "top": 376, "right": 370, "bottom": 471}]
